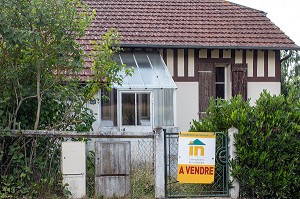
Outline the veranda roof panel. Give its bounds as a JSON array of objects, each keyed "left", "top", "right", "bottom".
[{"left": 113, "top": 51, "right": 176, "bottom": 89}]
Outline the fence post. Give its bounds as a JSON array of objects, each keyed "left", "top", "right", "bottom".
[
  {"left": 228, "top": 127, "right": 239, "bottom": 199},
  {"left": 154, "top": 127, "right": 165, "bottom": 199}
]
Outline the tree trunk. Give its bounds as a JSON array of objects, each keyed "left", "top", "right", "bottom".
[{"left": 34, "top": 46, "right": 41, "bottom": 130}]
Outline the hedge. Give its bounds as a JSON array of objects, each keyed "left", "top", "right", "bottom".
[{"left": 190, "top": 91, "right": 300, "bottom": 198}]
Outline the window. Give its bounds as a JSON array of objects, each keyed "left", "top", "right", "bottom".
[
  {"left": 100, "top": 89, "right": 117, "bottom": 127},
  {"left": 121, "top": 92, "right": 151, "bottom": 126},
  {"left": 215, "top": 65, "right": 231, "bottom": 100},
  {"left": 215, "top": 67, "right": 225, "bottom": 99},
  {"left": 99, "top": 50, "right": 176, "bottom": 130},
  {"left": 199, "top": 63, "right": 230, "bottom": 117}
]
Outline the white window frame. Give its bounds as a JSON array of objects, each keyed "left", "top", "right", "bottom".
[
  {"left": 215, "top": 64, "right": 231, "bottom": 100},
  {"left": 118, "top": 90, "right": 153, "bottom": 132}
]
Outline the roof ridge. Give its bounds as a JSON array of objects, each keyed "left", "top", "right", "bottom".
[
  {"left": 80, "top": 0, "right": 299, "bottom": 50},
  {"left": 225, "top": 0, "right": 266, "bottom": 15}
]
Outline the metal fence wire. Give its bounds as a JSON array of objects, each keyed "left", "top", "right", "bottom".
[
  {"left": 0, "top": 133, "right": 155, "bottom": 199},
  {"left": 164, "top": 132, "right": 229, "bottom": 198}
]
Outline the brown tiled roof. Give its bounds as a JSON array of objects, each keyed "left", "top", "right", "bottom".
[{"left": 80, "top": 0, "right": 299, "bottom": 51}]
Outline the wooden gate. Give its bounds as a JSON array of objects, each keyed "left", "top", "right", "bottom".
[{"left": 95, "top": 141, "right": 131, "bottom": 198}]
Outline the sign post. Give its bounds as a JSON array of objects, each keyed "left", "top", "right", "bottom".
[{"left": 177, "top": 132, "right": 216, "bottom": 184}]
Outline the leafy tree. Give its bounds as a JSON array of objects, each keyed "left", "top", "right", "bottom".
[
  {"left": 0, "top": 0, "right": 130, "bottom": 131},
  {"left": 281, "top": 50, "right": 300, "bottom": 96},
  {"left": 0, "top": 0, "right": 131, "bottom": 197}
]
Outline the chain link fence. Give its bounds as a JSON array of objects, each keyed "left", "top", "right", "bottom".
[{"left": 0, "top": 131, "right": 155, "bottom": 198}]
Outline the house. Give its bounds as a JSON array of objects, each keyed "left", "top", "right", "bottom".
[{"left": 80, "top": 0, "right": 299, "bottom": 132}]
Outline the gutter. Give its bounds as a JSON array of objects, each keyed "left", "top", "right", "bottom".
[{"left": 120, "top": 44, "right": 300, "bottom": 51}]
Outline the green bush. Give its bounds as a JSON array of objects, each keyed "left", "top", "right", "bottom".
[
  {"left": 190, "top": 91, "right": 300, "bottom": 198},
  {"left": 0, "top": 136, "right": 70, "bottom": 198}
]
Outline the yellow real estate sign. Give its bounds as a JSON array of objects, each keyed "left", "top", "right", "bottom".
[{"left": 177, "top": 132, "right": 216, "bottom": 184}]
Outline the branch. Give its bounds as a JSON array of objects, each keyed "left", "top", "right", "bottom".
[{"left": 13, "top": 95, "right": 38, "bottom": 129}]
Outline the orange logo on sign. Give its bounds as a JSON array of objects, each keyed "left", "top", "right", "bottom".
[{"left": 188, "top": 139, "right": 205, "bottom": 156}]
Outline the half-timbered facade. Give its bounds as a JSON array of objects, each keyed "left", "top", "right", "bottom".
[
  {"left": 158, "top": 48, "right": 282, "bottom": 130},
  {"left": 81, "top": 0, "right": 299, "bottom": 131}
]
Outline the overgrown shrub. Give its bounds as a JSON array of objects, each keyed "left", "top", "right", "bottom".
[
  {"left": 190, "top": 91, "right": 300, "bottom": 198},
  {"left": 0, "top": 136, "right": 70, "bottom": 198}
]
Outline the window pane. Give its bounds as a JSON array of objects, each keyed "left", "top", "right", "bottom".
[
  {"left": 101, "top": 89, "right": 117, "bottom": 127},
  {"left": 113, "top": 54, "right": 130, "bottom": 88},
  {"left": 134, "top": 52, "right": 160, "bottom": 88},
  {"left": 154, "top": 89, "right": 174, "bottom": 126},
  {"left": 216, "top": 84, "right": 225, "bottom": 99},
  {"left": 154, "top": 89, "right": 163, "bottom": 126},
  {"left": 122, "top": 93, "right": 135, "bottom": 125},
  {"left": 215, "top": 67, "right": 225, "bottom": 82},
  {"left": 148, "top": 52, "right": 176, "bottom": 88},
  {"left": 101, "top": 90, "right": 111, "bottom": 119},
  {"left": 120, "top": 52, "right": 144, "bottom": 87},
  {"left": 163, "top": 89, "right": 174, "bottom": 126},
  {"left": 137, "top": 93, "right": 150, "bottom": 126}
]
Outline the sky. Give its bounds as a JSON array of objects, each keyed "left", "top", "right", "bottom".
[{"left": 228, "top": 0, "right": 300, "bottom": 46}]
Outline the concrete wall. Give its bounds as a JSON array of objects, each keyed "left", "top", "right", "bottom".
[
  {"left": 176, "top": 82, "right": 199, "bottom": 132},
  {"left": 248, "top": 82, "right": 281, "bottom": 105},
  {"left": 86, "top": 92, "right": 100, "bottom": 132}
]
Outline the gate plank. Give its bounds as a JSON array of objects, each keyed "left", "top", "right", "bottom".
[{"left": 95, "top": 142, "right": 131, "bottom": 198}]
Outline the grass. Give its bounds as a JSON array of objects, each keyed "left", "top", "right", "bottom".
[{"left": 131, "top": 164, "right": 155, "bottom": 199}]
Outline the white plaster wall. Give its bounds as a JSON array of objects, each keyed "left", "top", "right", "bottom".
[
  {"left": 211, "top": 49, "right": 219, "bottom": 58},
  {"left": 178, "top": 49, "right": 184, "bottom": 76},
  {"left": 188, "top": 49, "right": 194, "bottom": 77},
  {"left": 257, "top": 51, "right": 265, "bottom": 77},
  {"left": 223, "top": 50, "right": 231, "bottom": 58},
  {"left": 235, "top": 50, "right": 242, "bottom": 63},
  {"left": 246, "top": 50, "right": 254, "bottom": 77},
  {"left": 199, "top": 49, "right": 207, "bottom": 58},
  {"left": 86, "top": 92, "right": 100, "bottom": 131},
  {"left": 268, "top": 50, "right": 276, "bottom": 77},
  {"left": 248, "top": 82, "right": 281, "bottom": 105},
  {"left": 176, "top": 82, "right": 199, "bottom": 132},
  {"left": 167, "top": 49, "right": 174, "bottom": 76}
]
